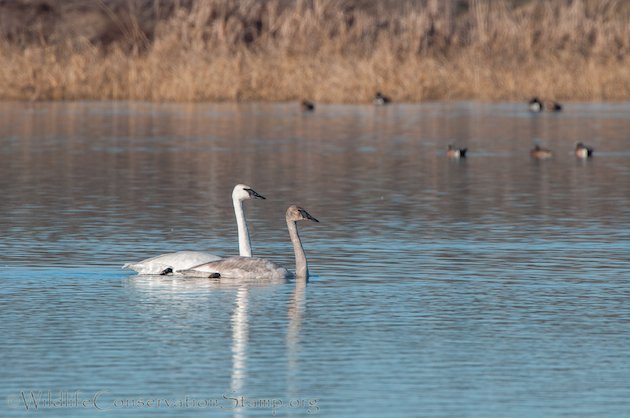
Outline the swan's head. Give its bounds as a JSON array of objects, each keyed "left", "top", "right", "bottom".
[
  {"left": 233, "top": 184, "right": 266, "bottom": 201},
  {"left": 286, "top": 205, "right": 319, "bottom": 223}
]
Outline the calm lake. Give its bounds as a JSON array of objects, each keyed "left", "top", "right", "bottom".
[{"left": 1, "top": 101, "right": 629, "bottom": 417}]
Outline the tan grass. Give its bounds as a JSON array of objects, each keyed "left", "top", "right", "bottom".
[{"left": 1, "top": 0, "right": 630, "bottom": 102}]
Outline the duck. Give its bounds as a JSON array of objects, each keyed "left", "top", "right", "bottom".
[
  {"left": 529, "top": 97, "right": 563, "bottom": 113},
  {"left": 447, "top": 145, "right": 467, "bottom": 158},
  {"left": 530, "top": 144, "right": 553, "bottom": 159},
  {"left": 546, "top": 100, "right": 563, "bottom": 112},
  {"left": 575, "top": 142, "right": 594, "bottom": 158},
  {"left": 301, "top": 100, "right": 315, "bottom": 111},
  {"left": 528, "top": 97, "right": 543, "bottom": 112},
  {"left": 374, "top": 92, "right": 391, "bottom": 106}
]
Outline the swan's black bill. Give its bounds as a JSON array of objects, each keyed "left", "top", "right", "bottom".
[
  {"left": 299, "top": 208, "right": 319, "bottom": 223},
  {"left": 245, "top": 188, "right": 266, "bottom": 200}
]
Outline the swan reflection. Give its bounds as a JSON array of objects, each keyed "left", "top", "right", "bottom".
[
  {"left": 230, "top": 286, "right": 248, "bottom": 418},
  {"left": 287, "top": 277, "right": 307, "bottom": 400},
  {"left": 129, "top": 274, "right": 301, "bottom": 418}
]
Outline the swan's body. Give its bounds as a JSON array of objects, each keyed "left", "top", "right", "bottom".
[
  {"left": 178, "top": 256, "right": 290, "bottom": 280},
  {"left": 123, "top": 184, "right": 265, "bottom": 275},
  {"left": 123, "top": 251, "right": 222, "bottom": 275},
  {"left": 179, "top": 205, "right": 318, "bottom": 280}
]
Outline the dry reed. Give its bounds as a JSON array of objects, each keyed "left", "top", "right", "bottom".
[{"left": 1, "top": 0, "right": 629, "bottom": 102}]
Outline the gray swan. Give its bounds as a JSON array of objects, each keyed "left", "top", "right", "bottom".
[{"left": 178, "top": 206, "right": 318, "bottom": 280}]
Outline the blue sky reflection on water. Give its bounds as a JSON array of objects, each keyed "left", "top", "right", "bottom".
[{"left": 0, "top": 101, "right": 629, "bottom": 417}]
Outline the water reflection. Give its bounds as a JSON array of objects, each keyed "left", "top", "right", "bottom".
[
  {"left": 287, "top": 278, "right": 307, "bottom": 400},
  {"left": 230, "top": 286, "right": 248, "bottom": 418},
  {"left": 1, "top": 102, "right": 630, "bottom": 417},
  {"left": 2, "top": 102, "right": 630, "bottom": 269},
  {"left": 129, "top": 275, "right": 292, "bottom": 417}
]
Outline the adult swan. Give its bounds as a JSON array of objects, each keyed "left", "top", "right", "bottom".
[
  {"left": 123, "top": 184, "right": 265, "bottom": 275},
  {"left": 178, "top": 205, "right": 319, "bottom": 280}
]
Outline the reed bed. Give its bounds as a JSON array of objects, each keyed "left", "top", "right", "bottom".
[{"left": 1, "top": 0, "right": 629, "bottom": 102}]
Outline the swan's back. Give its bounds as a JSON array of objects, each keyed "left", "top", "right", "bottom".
[
  {"left": 123, "top": 251, "right": 223, "bottom": 275},
  {"left": 178, "top": 256, "right": 290, "bottom": 280}
]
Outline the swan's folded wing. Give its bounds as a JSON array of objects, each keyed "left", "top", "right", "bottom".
[
  {"left": 123, "top": 251, "right": 223, "bottom": 274},
  {"left": 177, "top": 258, "right": 227, "bottom": 277},
  {"left": 178, "top": 256, "right": 289, "bottom": 280},
  {"left": 176, "top": 268, "right": 216, "bottom": 278}
]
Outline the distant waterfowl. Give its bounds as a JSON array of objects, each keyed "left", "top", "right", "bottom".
[
  {"left": 374, "top": 92, "right": 391, "bottom": 105},
  {"left": 528, "top": 97, "right": 543, "bottom": 112},
  {"left": 575, "top": 142, "right": 594, "bottom": 158},
  {"left": 447, "top": 145, "right": 467, "bottom": 158},
  {"left": 123, "top": 184, "right": 265, "bottom": 275},
  {"left": 301, "top": 100, "right": 315, "bottom": 111},
  {"left": 547, "top": 101, "right": 563, "bottom": 112},
  {"left": 179, "top": 206, "right": 319, "bottom": 280},
  {"left": 530, "top": 144, "right": 553, "bottom": 159},
  {"left": 529, "top": 97, "right": 563, "bottom": 113}
]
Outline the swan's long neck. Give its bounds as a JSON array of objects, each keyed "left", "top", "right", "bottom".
[
  {"left": 233, "top": 196, "right": 252, "bottom": 257},
  {"left": 287, "top": 218, "right": 308, "bottom": 278}
]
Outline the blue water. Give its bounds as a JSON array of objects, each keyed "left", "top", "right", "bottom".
[{"left": 1, "top": 101, "right": 629, "bottom": 417}]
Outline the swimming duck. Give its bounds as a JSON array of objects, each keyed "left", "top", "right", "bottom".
[
  {"left": 546, "top": 101, "right": 563, "bottom": 112},
  {"left": 374, "top": 92, "right": 391, "bottom": 105},
  {"left": 446, "top": 145, "right": 467, "bottom": 158},
  {"left": 528, "top": 97, "right": 543, "bottom": 112},
  {"left": 530, "top": 144, "right": 553, "bottom": 159},
  {"left": 301, "top": 100, "right": 315, "bottom": 111},
  {"left": 575, "top": 142, "right": 594, "bottom": 158}
]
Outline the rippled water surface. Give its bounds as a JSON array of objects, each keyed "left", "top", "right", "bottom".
[{"left": 1, "top": 102, "right": 629, "bottom": 417}]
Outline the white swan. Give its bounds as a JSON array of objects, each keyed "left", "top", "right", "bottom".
[
  {"left": 123, "top": 184, "right": 265, "bottom": 275},
  {"left": 178, "top": 205, "right": 318, "bottom": 280}
]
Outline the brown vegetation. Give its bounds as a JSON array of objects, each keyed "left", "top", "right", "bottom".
[{"left": 1, "top": 0, "right": 629, "bottom": 102}]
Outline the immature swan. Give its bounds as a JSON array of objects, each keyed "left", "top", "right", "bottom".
[
  {"left": 178, "top": 206, "right": 319, "bottom": 280},
  {"left": 123, "top": 184, "right": 265, "bottom": 275}
]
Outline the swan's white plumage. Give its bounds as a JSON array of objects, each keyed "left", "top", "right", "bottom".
[
  {"left": 123, "top": 184, "right": 264, "bottom": 275},
  {"left": 123, "top": 251, "right": 222, "bottom": 275}
]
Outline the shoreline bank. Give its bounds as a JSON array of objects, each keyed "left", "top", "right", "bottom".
[{"left": 1, "top": 0, "right": 629, "bottom": 102}]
